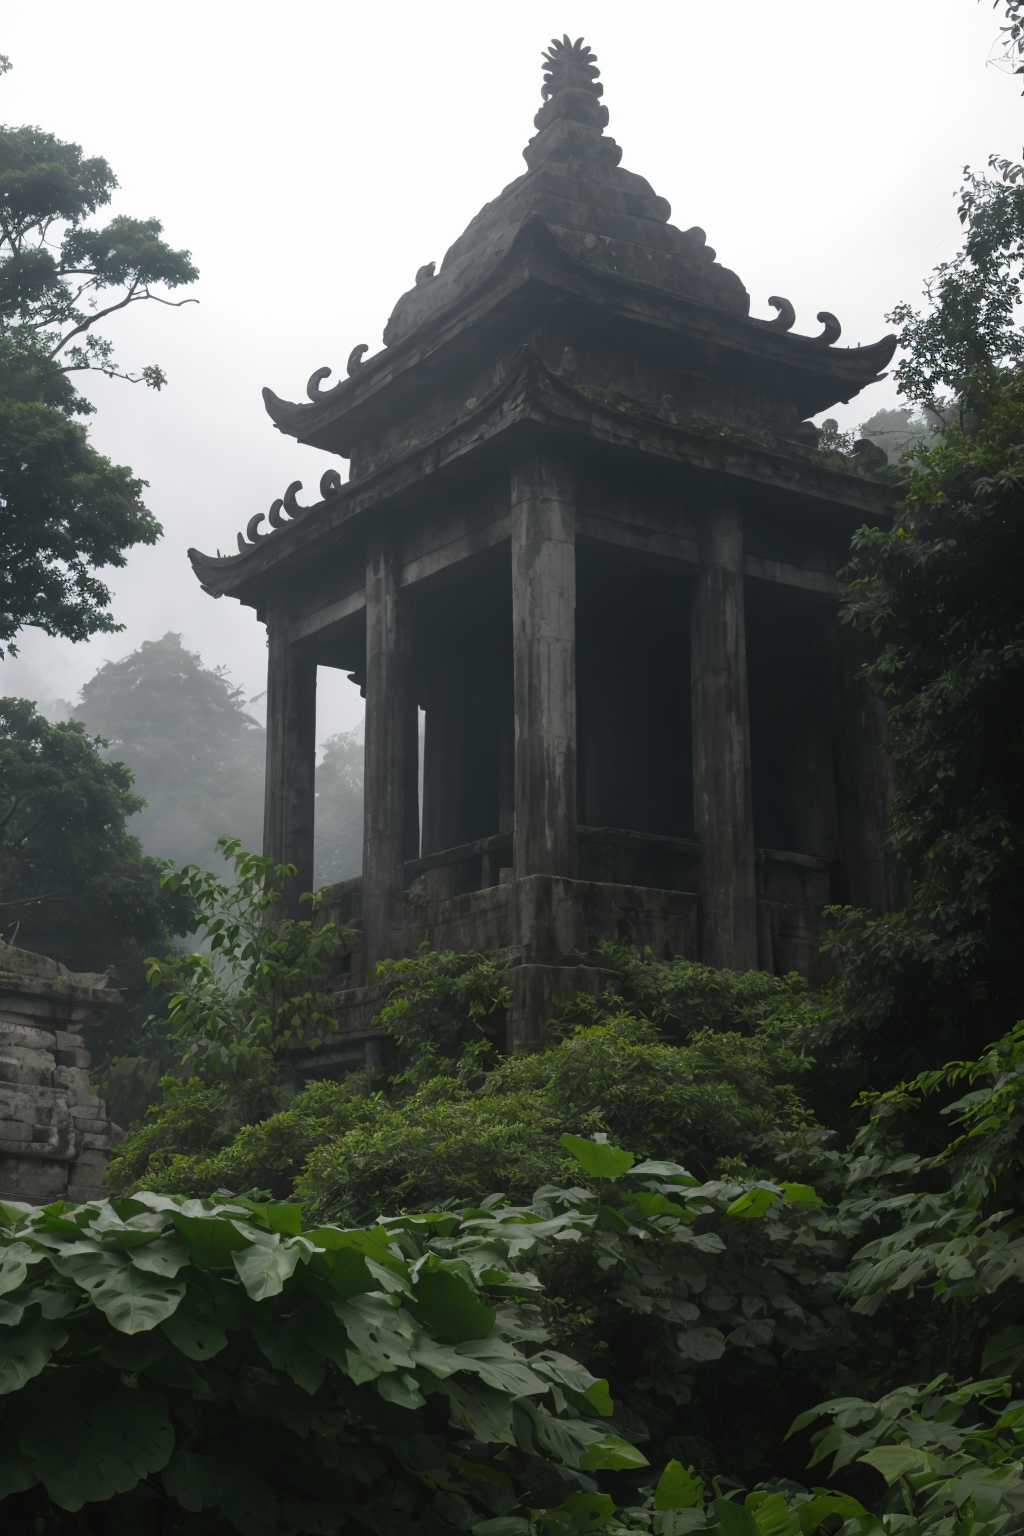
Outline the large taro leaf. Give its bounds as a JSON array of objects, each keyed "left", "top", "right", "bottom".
[
  {"left": 162, "top": 1449, "right": 225, "bottom": 1512},
  {"left": 0, "top": 1241, "right": 38, "bottom": 1296},
  {"left": 0, "top": 1318, "right": 67, "bottom": 1393},
  {"left": 655, "top": 1460, "right": 704, "bottom": 1510},
  {"left": 232, "top": 1238, "right": 302, "bottom": 1301},
  {"left": 172, "top": 1213, "right": 251, "bottom": 1270},
  {"left": 59, "top": 1250, "right": 185, "bottom": 1333},
  {"left": 408, "top": 1263, "right": 495, "bottom": 1344},
  {"left": 441, "top": 1378, "right": 517, "bottom": 1446},
  {"left": 0, "top": 1441, "right": 36, "bottom": 1498},
  {"left": 161, "top": 1294, "right": 229, "bottom": 1361},
  {"left": 255, "top": 1307, "right": 342, "bottom": 1395},
  {"left": 20, "top": 1387, "right": 174, "bottom": 1511},
  {"left": 559, "top": 1135, "right": 635, "bottom": 1181},
  {"left": 335, "top": 1294, "right": 417, "bottom": 1380}
]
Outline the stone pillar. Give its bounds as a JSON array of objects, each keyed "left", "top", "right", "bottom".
[
  {"left": 510, "top": 451, "right": 577, "bottom": 881},
  {"left": 829, "top": 620, "right": 894, "bottom": 912},
  {"left": 691, "top": 506, "right": 758, "bottom": 970},
  {"left": 263, "top": 605, "right": 317, "bottom": 919},
  {"left": 0, "top": 943, "right": 123, "bottom": 1204},
  {"left": 363, "top": 530, "right": 414, "bottom": 969}
]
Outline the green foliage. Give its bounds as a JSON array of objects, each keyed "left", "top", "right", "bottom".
[
  {"left": 0, "top": 390, "right": 159, "bottom": 656},
  {"left": 0, "top": 115, "right": 197, "bottom": 386},
  {"left": 72, "top": 632, "right": 266, "bottom": 870},
  {"left": 0, "top": 86, "right": 197, "bottom": 653},
  {"left": 105, "top": 836, "right": 345, "bottom": 1127},
  {"left": 0, "top": 696, "right": 189, "bottom": 1057},
  {"left": 832, "top": 376, "right": 1024, "bottom": 1079},
  {"left": 0, "top": 1190, "right": 639, "bottom": 1532},
  {"left": 792, "top": 1377, "right": 1024, "bottom": 1536},
  {"left": 565, "top": 943, "right": 818, "bottom": 1045},
  {"left": 376, "top": 944, "right": 513, "bottom": 1086}
]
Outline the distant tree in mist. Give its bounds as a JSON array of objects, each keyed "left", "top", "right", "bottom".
[
  {"left": 73, "top": 632, "right": 265, "bottom": 869},
  {"left": 69, "top": 633, "right": 364, "bottom": 886},
  {"left": 314, "top": 728, "right": 364, "bottom": 888}
]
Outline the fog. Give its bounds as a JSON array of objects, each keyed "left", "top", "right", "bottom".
[{"left": 2, "top": 0, "right": 1021, "bottom": 743}]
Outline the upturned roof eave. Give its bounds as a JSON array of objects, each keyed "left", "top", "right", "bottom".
[
  {"left": 262, "top": 217, "right": 897, "bottom": 456},
  {"left": 191, "top": 347, "right": 900, "bottom": 605}
]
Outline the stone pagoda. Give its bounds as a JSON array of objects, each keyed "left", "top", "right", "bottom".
[{"left": 190, "top": 36, "right": 898, "bottom": 1060}]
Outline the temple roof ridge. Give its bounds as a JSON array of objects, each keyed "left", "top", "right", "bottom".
[{"left": 380, "top": 34, "right": 751, "bottom": 348}]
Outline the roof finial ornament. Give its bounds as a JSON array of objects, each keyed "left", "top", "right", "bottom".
[{"left": 540, "top": 35, "right": 603, "bottom": 100}]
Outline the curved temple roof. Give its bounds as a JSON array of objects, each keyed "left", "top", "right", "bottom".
[
  {"left": 191, "top": 36, "right": 898, "bottom": 592},
  {"left": 383, "top": 36, "right": 750, "bottom": 347}
]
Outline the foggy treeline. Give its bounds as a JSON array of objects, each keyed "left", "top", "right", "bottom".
[{"left": 55, "top": 633, "right": 363, "bottom": 890}]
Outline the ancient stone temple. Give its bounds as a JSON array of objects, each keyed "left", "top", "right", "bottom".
[{"left": 190, "top": 36, "right": 898, "bottom": 1059}]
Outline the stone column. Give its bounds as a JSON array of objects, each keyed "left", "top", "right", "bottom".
[
  {"left": 829, "top": 620, "right": 894, "bottom": 912},
  {"left": 263, "top": 605, "right": 317, "bottom": 919},
  {"left": 691, "top": 505, "right": 758, "bottom": 970},
  {"left": 363, "top": 530, "right": 414, "bottom": 969},
  {"left": 510, "top": 451, "right": 577, "bottom": 881}
]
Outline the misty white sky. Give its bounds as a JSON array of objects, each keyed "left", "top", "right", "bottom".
[{"left": 2, "top": 0, "right": 1021, "bottom": 744}]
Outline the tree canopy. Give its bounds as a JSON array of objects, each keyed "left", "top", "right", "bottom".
[{"left": 0, "top": 62, "right": 197, "bottom": 656}]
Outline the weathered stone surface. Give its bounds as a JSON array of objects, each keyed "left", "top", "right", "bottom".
[
  {"left": 0, "top": 1157, "right": 69, "bottom": 1201},
  {"left": 0, "top": 1047, "right": 55, "bottom": 1087},
  {"left": 0, "top": 943, "right": 122, "bottom": 1203},
  {"left": 0, "top": 1022, "right": 57, "bottom": 1051},
  {"left": 55, "top": 1047, "right": 90, "bottom": 1069}
]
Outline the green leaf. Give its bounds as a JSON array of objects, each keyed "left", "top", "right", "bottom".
[
  {"left": 796, "top": 1494, "right": 872, "bottom": 1536},
  {"left": 162, "top": 1449, "right": 224, "bottom": 1511},
  {"left": 983, "top": 1324, "right": 1024, "bottom": 1379},
  {"left": 160, "top": 1298, "right": 229, "bottom": 1361},
  {"left": 232, "top": 1239, "right": 302, "bottom": 1300},
  {"left": 473, "top": 1520, "right": 532, "bottom": 1536},
  {"left": 124, "top": 1231, "right": 191, "bottom": 1277},
  {"left": 631, "top": 1191, "right": 688, "bottom": 1219},
  {"left": 857, "top": 1446, "right": 929, "bottom": 1483},
  {"left": 629, "top": 1161, "right": 700, "bottom": 1185},
  {"left": 0, "top": 1441, "right": 36, "bottom": 1498},
  {"left": 172, "top": 1213, "right": 250, "bottom": 1269},
  {"left": 726, "top": 1188, "right": 780, "bottom": 1219},
  {"left": 713, "top": 1498, "right": 761, "bottom": 1536},
  {"left": 0, "top": 1242, "right": 35, "bottom": 1296},
  {"left": 238, "top": 1201, "right": 304, "bottom": 1235},
  {"left": 409, "top": 1264, "right": 495, "bottom": 1343},
  {"left": 0, "top": 1318, "right": 66, "bottom": 1394},
  {"left": 655, "top": 1460, "right": 704, "bottom": 1510},
  {"left": 20, "top": 1388, "right": 174, "bottom": 1511},
  {"left": 61, "top": 1251, "right": 185, "bottom": 1333},
  {"left": 554, "top": 1492, "right": 617, "bottom": 1528},
  {"left": 559, "top": 1134, "right": 635, "bottom": 1180},
  {"left": 746, "top": 1490, "right": 798, "bottom": 1536},
  {"left": 581, "top": 1377, "right": 614, "bottom": 1417},
  {"left": 779, "top": 1183, "right": 822, "bottom": 1206},
  {"left": 676, "top": 1326, "right": 725, "bottom": 1362},
  {"left": 377, "top": 1368, "right": 426, "bottom": 1409},
  {"left": 577, "top": 1433, "right": 649, "bottom": 1471}
]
